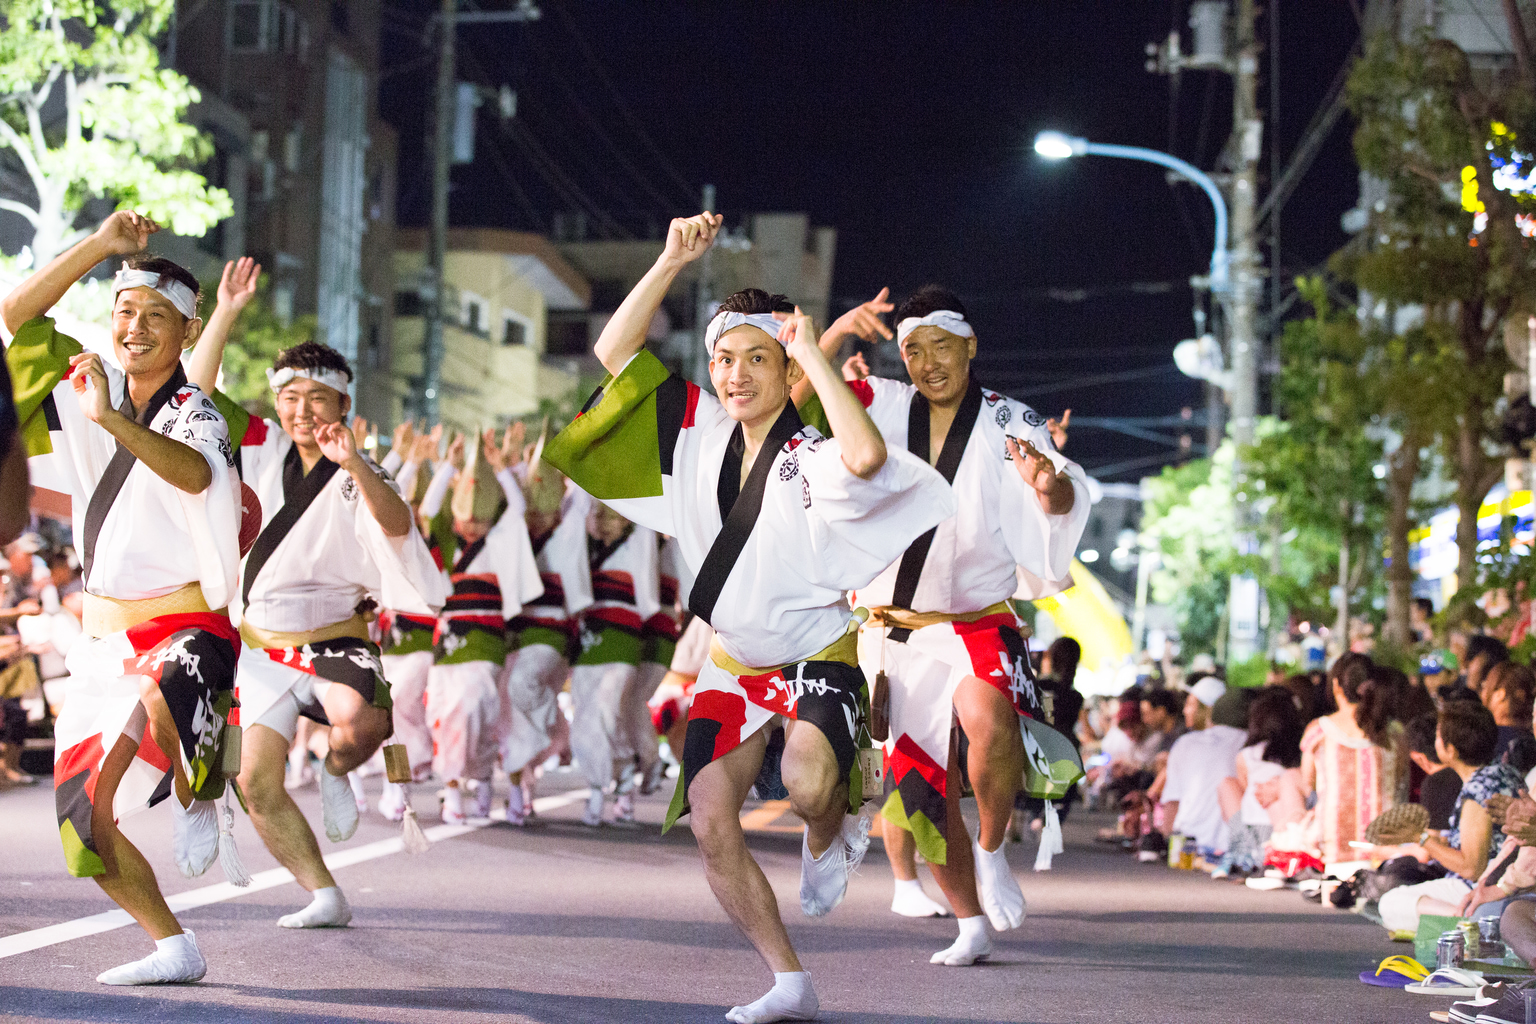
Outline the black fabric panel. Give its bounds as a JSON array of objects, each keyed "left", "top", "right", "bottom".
[
  {"left": 886, "top": 382, "right": 984, "bottom": 643},
  {"left": 654, "top": 374, "right": 690, "bottom": 477},
  {"left": 452, "top": 534, "right": 488, "bottom": 575},
  {"left": 689, "top": 402, "right": 804, "bottom": 626},
  {"left": 41, "top": 393, "right": 61, "bottom": 432},
  {"left": 81, "top": 365, "right": 187, "bottom": 586},
  {"left": 241, "top": 444, "right": 340, "bottom": 605}
]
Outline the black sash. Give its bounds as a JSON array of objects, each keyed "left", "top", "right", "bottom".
[
  {"left": 452, "top": 534, "right": 488, "bottom": 575},
  {"left": 887, "top": 382, "right": 984, "bottom": 642},
  {"left": 689, "top": 402, "right": 804, "bottom": 626},
  {"left": 81, "top": 365, "right": 187, "bottom": 587},
  {"left": 241, "top": 443, "right": 341, "bottom": 605},
  {"left": 587, "top": 524, "right": 634, "bottom": 572}
]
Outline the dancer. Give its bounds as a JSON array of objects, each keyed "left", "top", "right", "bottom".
[
  {"left": 424, "top": 433, "right": 541, "bottom": 824},
  {"left": 544, "top": 212, "right": 955, "bottom": 1023},
  {"left": 500, "top": 453, "right": 593, "bottom": 821},
  {"left": 187, "top": 265, "right": 446, "bottom": 927},
  {"left": 3, "top": 211, "right": 242, "bottom": 984},
  {"left": 570, "top": 503, "right": 659, "bottom": 824},
  {"left": 627, "top": 534, "right": 688, "bottom": 790},
  {"left": 803, "top": 285, "right": 1088, "bottom": 966}
]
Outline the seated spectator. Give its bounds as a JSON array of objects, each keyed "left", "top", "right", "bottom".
[
  {"left": 1218, "top": 686, "right": 1306, "bottom": 875},
  {"left": 1411, "top": 597, "right": 1435, "bottom": 645},
  {"left": 1405, "top": 712, "right": 1463, "bottom": 831},
  {"left": 1300, "top": 653, "right": 1409, "bottom": 862},
  {"left": 1377, "top": 701, "right": 1524, "bottom": 934},
  {"left": 1139, "top": 688, "right": 1186, "bottom": 760},
  {"left": 1466, "top": 634, "right": 1511, "bottom": 703},
  {"left": 1159, "top": 676, "right": 1248, "bottom": 860},
  {"left": 1482, "top": 662, "right": 1536, "bottom": 765},
  {"left": 1277, "top": 673, "right": 1319, "bottom": 721}
]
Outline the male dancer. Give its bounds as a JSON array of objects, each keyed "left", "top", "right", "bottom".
[
  {"left": 425, "top": 434, "right": 541, "bottom": 823},
  {"left": 3, "top": 211, "right": 242, "bottom": 983},
  {"left": 500, "top": 456, "right": 593, "bottom": 821},
  {"left": 802, "top": 285, "right": 1088, "bottom": 966},
  {"left": 570, "top": 503, "right": 659, "bottom": 824},
  {"left": 544, "top": 213, "right": 954, "bottom": 1023},
  {"left": 625, "top": 534, "right": 688, "bottom": 791},
  {"left": 188, "top": 272, "right": 446, "bottom": 927}
]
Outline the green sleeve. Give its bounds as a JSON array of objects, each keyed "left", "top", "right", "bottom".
[
  {"left": 542, "top": 349, "right": 674, "bottom": 500},
  {"left": 796, "top": 391, "right": 832, "bottom": 438},
  {"left": 430, "top": 500, "right": 458, "bottom": 568},
  {"left": 209, "top": 389, "right": 251, "bottom": 445},
  {"left": 5, "top": 317, "right": 83, "bottom": 457}
]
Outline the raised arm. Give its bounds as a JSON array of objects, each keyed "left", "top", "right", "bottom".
[
  {"left": 789, "top": 287, "right": 893, "bottom": 407},
  {"left": 594, "top": 213, "right": 721, "bottom": 376},
  {"left": 2, "top": 212, "right": 158, "bottom": 336},
  {"left": 187, "top": 257, "right": 261, "bottom": 394},
  {"left": 314, "top": 421, "right": 413, "bottom": 538},
  {"left": 782, "top": 311, "right": 886, "bottom": 479}
]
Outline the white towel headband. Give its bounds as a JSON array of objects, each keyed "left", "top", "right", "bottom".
[
  {"left": 896, "top": 309, "right": 975, "bottom": 345},
  {"left": 266, "top": 366, "right": 352, "bottom": 395},
  {"left": 112, "top": 263, "right": 199, "bottom": 320},
  {"left": 704, "top": 310, "right": 786, "bottom": 355}
]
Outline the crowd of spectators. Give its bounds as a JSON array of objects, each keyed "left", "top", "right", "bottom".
[{"left": 0, "top": 529, "right": 82, "bottom": 788}]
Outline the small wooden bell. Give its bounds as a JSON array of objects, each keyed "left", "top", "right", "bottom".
[{"left": 382, "top": 743, "right": 413, "bottom": 785}]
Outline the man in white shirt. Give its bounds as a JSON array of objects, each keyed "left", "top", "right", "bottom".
[{"left": 1158, "top": 676, "right": 1249, "bottom": 858}]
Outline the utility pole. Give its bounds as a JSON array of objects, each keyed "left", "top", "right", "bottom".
[
  {"left": 422, "top": 0, "right": 540, "bottom": 425},
  {"left": 1226, "top": 0, "right": 1265, "bottom": 661},
  {"left": 693, "top": 183, "right": 717, "bottom": 388},
  {"left": 422, "top": 0, "right": 456, "bottom": 426}
]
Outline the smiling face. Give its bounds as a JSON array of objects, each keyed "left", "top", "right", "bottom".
[
  {"left": 899, "top": 325, "right": 976, "bottom": 406},
  {"left": 708, "top": 326, "right": 802, "bottom": 427},
  {"left": 274, "top": 376, "right": 350, "bottom": 448},
  {"left": 111, "top": 286, "right": 199, "bottom": 382}
]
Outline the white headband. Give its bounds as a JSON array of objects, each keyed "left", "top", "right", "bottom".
[
  {"left": 266, "top": 366, "right": 351, "bottom": 395},
  {"left": 112, "top": 263, "right": 198, "bottom": 320},
  {"left": 896, "top": 309, "right": 975, "bottom": 345},
  {"left": 705, "top": 310, "right": 786, "bottom": 355}
]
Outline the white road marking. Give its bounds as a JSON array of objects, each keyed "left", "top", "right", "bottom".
[{"left": 0, "top": 788, "right": 591, "bottom": 960}]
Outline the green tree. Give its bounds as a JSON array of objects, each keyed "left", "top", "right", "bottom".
[
  {"left": 0, "top": 0, "right": 231, "bottom": 265},
  {"left": 1345, "top": 28, "right": 1536, "bottom": 592}
]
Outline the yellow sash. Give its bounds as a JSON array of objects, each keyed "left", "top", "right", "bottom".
[
  {"left": 708, "top": 608, "right": 867, "bottom": 677},
  {"left": 239, "top": 614, "right": 369, "bottom": 651},
  {"left": 866, "top": 600, "right": 1015, "bottom": 632},
  {"left": 82, "top": 583, "right": 218, "bottom": 639}
]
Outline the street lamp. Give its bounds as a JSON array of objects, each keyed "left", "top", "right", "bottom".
[{"left": 1033, "top": 131, "right": 1228, "bottom": 292}]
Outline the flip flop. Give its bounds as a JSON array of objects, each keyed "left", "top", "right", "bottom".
[
  {"left": 1405, "top": 967, "right": 1486, "bottom": 997},
  {"left": 1360, "top": 955, "right": 1430, "bottom": 988}
]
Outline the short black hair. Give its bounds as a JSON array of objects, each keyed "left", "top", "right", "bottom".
[
  {"left": 1405, "top": 712, "right": 1441, "bottom": 758},
  {"left": 273, "top": 340, "right": 353, "bottom": 384},
  {"left": 1467, "top": 634, "right": 1510, "bottom": 669},
  {"left": 1438, "top": 700, "right": 1498, "bottom": 766},
  {"left": 896, "top": 284, "right": 967, "bottom": 323},
  {"left": 121, "top": 254, "right": 201, "bottom": 319},
  {"left": 1047, "top": 636, "right": 1081, "bottom": 683},
  {"left": 1141, "top": 688, "right": 1183, "bottom": 720},
  {"left": 1414, "top": 597, "right": 1435, "bottom": 616},
  {"left": 717, "top": 288, "right": 787, "bottom": 316}
]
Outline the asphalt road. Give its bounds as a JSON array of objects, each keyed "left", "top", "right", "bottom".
[{"left": 1, "top": 768, "right": 1430, "bottom": 1024}]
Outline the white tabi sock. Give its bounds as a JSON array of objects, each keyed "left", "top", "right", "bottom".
[
  {"left": 96, "top": 930, "right": 207, "bottom": 986},
  {"left": 972, "top": 836, "right": 1025, "bottom": 931},
  {"left": 171, "top": 796, "right": 220, "bottom": 879},
  {"left": 378, "top": 781, "right": 407, "bottom": 822},
  {"left": 319, "top": 765, "right": 360, "bottom": 842},
  {"left": 800, "top": 828, "right": 849, "bottom": 918},
  {"left": 725, "top": 971, "right": 819, "bottom": 1023},
  {"left": 891, "top": 877, "right": 950, "bottom": 918},
  {"left": 930, "top": 915, "right": 993, "bottom": 966},
  {"left": 347, "top": 770, "right": 368, "bottom": 812},
  {"left": 472, "top": 778, "right": 494, "bottom": 819},
  {"left": 505, "top": 784, "right": 526, "bottom": 826},
  {"left": 276, "top": 886, "right": 352, "bottom": 929}
]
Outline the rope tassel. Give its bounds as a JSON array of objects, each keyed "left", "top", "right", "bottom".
[
  {"left": 219, "top": 790, "right": 252, "bottom": 887},
  {"left": 401, "top": 785, "right": 432, "bottom": 855},
  {"left": 1034, "top": 800, "right": 1064, "bottom": 872}
]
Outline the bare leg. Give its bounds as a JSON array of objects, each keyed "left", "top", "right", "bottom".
[
  {"left": 1217, "top": 776, "right": 1244, "bottom": 822},
  {"left": 953, "top": 676, "right": 1024, "bottom": 852},
  {"left": 884, "top": 817, "right": 919, "bottom": 881},
  {"left": 923, "top": 728, "right": 984, "bottom": 918},
  {"left": 238, "top": 723, "right": 336, "bottom": 892},
  {"left": 320, "top": 687, "right": 392, "bottom": 776},
  {"left": 781, "top": 718, "right": 847, "bottom": 857},
  {"left": 689, "top": 727, "right": 802, "bottom": 973},
  {"left": 139, "top": 682, "right": 192, "bottom": 808},
  {"left": 91, "top": 734, "right": 182, "bottom": 939},
  {"left": 1503, "top": 901, "right": 1536, "bottom": 963}
]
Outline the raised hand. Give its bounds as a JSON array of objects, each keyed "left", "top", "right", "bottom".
[
  {"left": 68, "top": 352, "right": 113, "bottom": 424},
  {"left": 842, "top": 352, "right": 870, "bottom": 381},
  {"left": 661, "top": 212, "right": 723, "bottom": 266},
  {"left": 392, "top": 419, "right": 416, "bottom": 458},
  {"left": 1007, "top": 436, "right": 1060, "bottom": 497},
  {"left": 778, "top": 307, "right": 820, "bottom": 366},
  {"left": 1047, "top": 408, "right": 1071, "bottom": 450},
  {"left": 428, "top": 423, "right": 444, "bottom": 456},
  {"left": 351, "top": 416, "right": 372, "bottom": 451},
  {"left": 409, "top": 430, "right": 437, "bottom": 465},
  {"left": 447, "top": 432, "right": 466, "bottom": 470},
  {"left": 482, "top": 428, "right": 507, "bottom": 472},
  {"left": 93, "top": 211, "right": 159, "bottom": 257},
  {"left": 314, "top": 420, "right": 360, "bottom": 468},
  {"left": 828, "top": 287, "right": 895, "bottom": 344},
  {"left": 502, "top": 421, "right": 526, "bottom": 467},
  {"left": 216, "top": 257, "right": 262, "bottom": 314}
]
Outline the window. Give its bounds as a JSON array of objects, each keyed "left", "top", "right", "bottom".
[
  {"left": 230, "top": 1, "right": 305, "bottom": 55},
  {"left": 502, "top": 314, "right": 527, "bottom": 347},
  {"left": 462, "top": 295, "right": 487, "bottom": 335},
  {"left": 394, "top": 290, "right": 423, "bottom": 317}
]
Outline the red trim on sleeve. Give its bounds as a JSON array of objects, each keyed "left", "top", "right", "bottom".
[
  {"left": 682, "top": 381, "right": 701, "bottom": 428},
  {"left": 241, "top": 415, "right": 268, "bottom": 447},
  {"left": 847, "top": 379, "right": 875, "bottom": 408}
]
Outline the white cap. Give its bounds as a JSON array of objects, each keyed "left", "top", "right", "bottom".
[
  {"left": 1190, "top": 676, "right": 1227, "bottom": 708},
  {"left": 1189, "top": 653, "right": 1218, "bottom": 675}
]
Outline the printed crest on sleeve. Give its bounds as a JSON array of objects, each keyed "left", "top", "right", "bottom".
[
  {"left": 779, "top": 453, "right": 800, "bottom": 482},
  {"left": 983, "top": 389, "right": 1003, "bottom": 406},
  {"left": 340, "top": 474, "right": 359, "bottom": 502},
  {"left": 995, "top": 403, "right": 1012, "bottom": 428},
  {"left": 801, "top": 476, "right": 811, "bottom": 509},
  {"left": 1021, "top": 407, "right": 1046, "bottom": 428},
  {"left": 216, "top": 436, "right": 235, "bottom": 467}
]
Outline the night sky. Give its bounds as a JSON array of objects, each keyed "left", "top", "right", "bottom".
[{"left": 379, "top": 1, "right": 1362, "bottom": 478}]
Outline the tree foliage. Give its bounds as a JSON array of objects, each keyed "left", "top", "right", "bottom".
[{"left": 0, "top": 0, "right": 232, "bottom": 265}]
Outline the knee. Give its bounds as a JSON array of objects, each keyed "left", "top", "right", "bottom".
[
  {"left": 337, "top": 708, "right": 391, "bottom": 752},
  {"left": 783, "top": 757, "right": 840, "bottom": 821},
  {"left": 689, "top": 803, "right": 743, "bottom": 861},
  {"left": 238, "top": 761, "right": 288, "bottom": 812}
]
